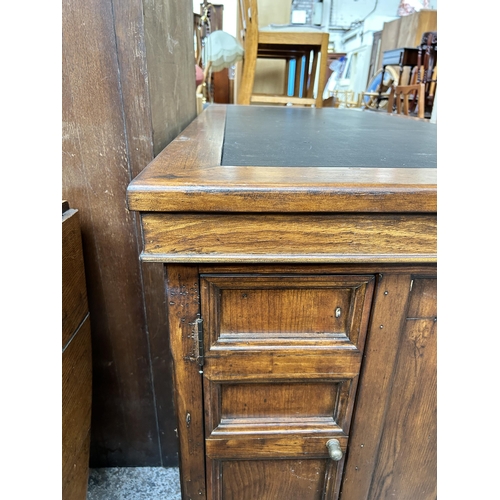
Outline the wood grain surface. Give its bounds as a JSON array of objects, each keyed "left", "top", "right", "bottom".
[
  {"left": 63, "top": 0, "right": 160, "bottom": 466},
  {"left": 368, "top": 277, "right": 437, "bottom": 499},
  {"left": 166, "top": 265, "right": 206, "bottom": 499},
  {"left": 143, "top": 0, "right": 197, "bottom": 154},
  {"left": 62, "top": 203, "right": 92, "bottom": 500},
  {"left": 141, "top": 213, "right": 437, "bottom": 263},
  {"left": 63, "top": 0, "right": 197, "bottom": 466},
  {"left": 340, "top": 273, "right": 437, "bottom": 500},
  {"left": 221, "top": 459, "right": 327, "bottom": 500},
  {"left": 340, "top": 273, "right": 413, "bottom": 499},
  {"left": 62, "top": 317, "right": 92, "bottom": 500},
  {"left": 62, "top": 208, "right": 88, "bottom": 349}
]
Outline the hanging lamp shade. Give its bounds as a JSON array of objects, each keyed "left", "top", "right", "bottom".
[{"left": 203, "top": 30, "right": 244, "bottom": 72}]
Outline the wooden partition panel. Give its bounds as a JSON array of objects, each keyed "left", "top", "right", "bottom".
[{"left": 62, "top": 0, "right": 196, "bottom": 466}]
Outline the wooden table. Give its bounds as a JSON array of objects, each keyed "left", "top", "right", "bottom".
[{"left": 127, "top": 105, "right": 437, "bottom": 500}]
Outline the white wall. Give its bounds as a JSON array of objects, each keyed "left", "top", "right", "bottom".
[
  {"left": 329, "top": 0, "right": 437, "bottom": 28},
  {"left": 331, "top": 0, "right": 437, "bottom": 100}
]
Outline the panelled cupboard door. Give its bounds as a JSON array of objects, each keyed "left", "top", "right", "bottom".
[{"left": 200, "top": 274, "right": 375, "bottom": 500}]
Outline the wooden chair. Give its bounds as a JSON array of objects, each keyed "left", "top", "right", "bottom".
[
  {"left": 237, "top": 0, "right": 329, "bottom": 108},
  {"left": 387, "top": 82, "right": 426, "bottom": 118}
]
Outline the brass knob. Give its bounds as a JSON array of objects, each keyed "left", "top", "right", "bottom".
[{"left": 326, "top": 439, "right": 343, "bottom": 461}]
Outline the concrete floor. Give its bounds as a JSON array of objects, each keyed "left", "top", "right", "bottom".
[{"left": 87, "top": 467, "right": 181, "bottom": 500}]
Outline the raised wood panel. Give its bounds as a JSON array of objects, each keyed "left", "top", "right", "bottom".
[
  {"left": 220, "top": 287, "right": 352, "bottom": 335},
  {"left": 221, "top": 382, "right": 342, "bottom": 420},
  {"left": 202, "top": 275, "right": 374, "bottom": 351},
  {"left": 221, "top": 459, "right": 329, "bottom": 500},
  {"left": 62, "top": 209, "right": 88, "bottom": 348},
  {"left": 208, "top": 379, "right": 353, "bottom": 437},
  {"left": 141, "top": 213, "right": 437, "bottom": 263}
]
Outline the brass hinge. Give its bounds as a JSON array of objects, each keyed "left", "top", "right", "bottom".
[{"left": 194, "top": 315, "right": 204, "bottom": 367}]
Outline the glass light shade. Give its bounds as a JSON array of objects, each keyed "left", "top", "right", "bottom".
[{"left": 203, "top": 30, "right": 244, "bottom": 72}]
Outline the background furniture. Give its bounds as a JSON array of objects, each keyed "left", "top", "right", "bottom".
[
  {"left": 375, "top": 9, "right": 437, "bottom": 75},
  {"left": 237, "top": 0, "right": 329, "bottom": 107},
  {"left": 371, "top": 47, "right": 420, "bottom": 110},
  {"left": 387, "top": 81, "right": 426, "bottom": 118},
  {"left": 62, "top": 201, "right": 92, "bottom": 499},
  {"left": 386, "top": 32, "right": 437, "bottom": 118},
  {"left": 127, "top": 104, "right": 437, "bottom": 500}
]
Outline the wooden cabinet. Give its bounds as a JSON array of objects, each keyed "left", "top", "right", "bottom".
[
  {"left": 127, "top": 105, "right": 437, "bottom": 499},
  {"left": 62, "top": 202, "right": 92, "bottom": 499}
]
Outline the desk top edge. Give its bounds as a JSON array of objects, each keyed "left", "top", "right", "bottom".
[{"left": 127, "top": 105, "right": 437, "bottom": 213}]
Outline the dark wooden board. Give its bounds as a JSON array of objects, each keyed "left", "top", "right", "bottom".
[
  {"left": 368, "top": 277, "right": 437, "bottom": 499},
  {"left": 62, "top": 208, "right": 88, "bottom": 349},
  {"left": 221, "top": 106, "right": 436, "bottom": 168},
  {"left": 62, "top": 316, "right": 92, "bottom": 500},
  {"left": 143, "top": 0, "right": 197, "bottom": 155},
  {"left": 62, "top": 0, "right": 160, "bottom": 465},
  {"left": 63, "top": 0, "right": 198, "bottom": 466}
]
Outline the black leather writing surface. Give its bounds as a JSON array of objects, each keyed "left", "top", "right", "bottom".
[{"left": 221, "top": 106, "right": 436, "bottom": 168}]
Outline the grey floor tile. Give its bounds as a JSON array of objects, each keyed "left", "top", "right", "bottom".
[{"left": 87, "top": 467, "right": 181, "bottom": 500}]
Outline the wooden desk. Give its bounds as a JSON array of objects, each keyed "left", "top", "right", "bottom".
[{"left": 127, "top": 105, "right": 437, "bottom": 500}]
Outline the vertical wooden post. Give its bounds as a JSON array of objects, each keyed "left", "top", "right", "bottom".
[{"left": 166, "top": 265, "right": 206, "bottom": 499}]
